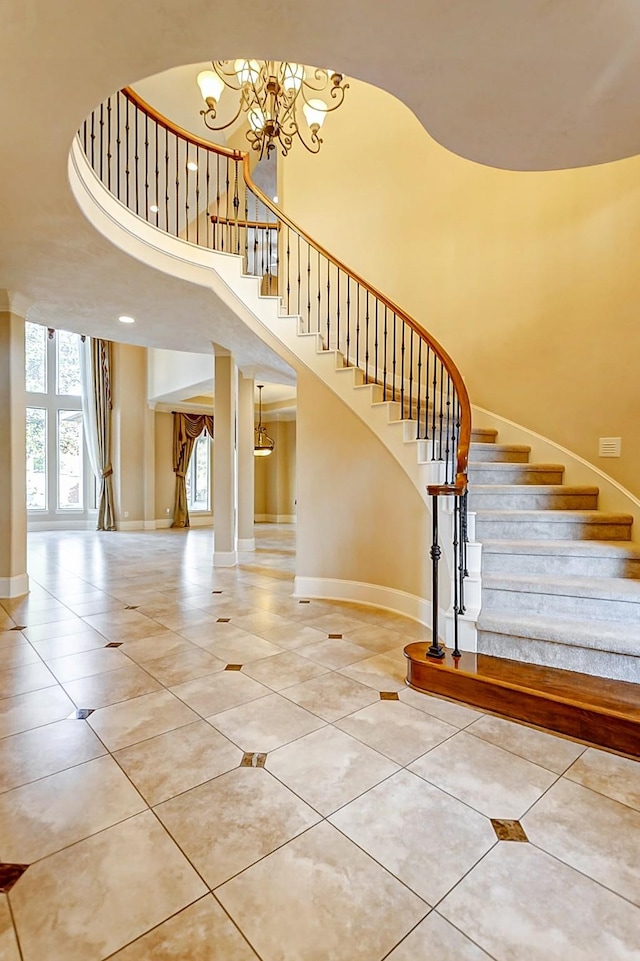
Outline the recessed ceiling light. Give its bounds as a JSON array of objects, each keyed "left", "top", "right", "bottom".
[
  {"left": 273, "top": 195, "right": 279, "bottom": 203},
  {"left": 187, "top": 161, "right": 198, "bottom": 171},
  {"left": 149, "top": 204, "right": 159, "bottom": 213},
  {"left": 118, "top": 315, "right": 135, "bottom": 324}
]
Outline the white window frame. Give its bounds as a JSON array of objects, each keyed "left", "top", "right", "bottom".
[
  {"left": 26, "top": 325, "right": 96, "bottom": 529},
  {"left": 185, "top": 432, "right": 212, "bottom": 514}
]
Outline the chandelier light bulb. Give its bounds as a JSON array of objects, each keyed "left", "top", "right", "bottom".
[
  {"left": 303, "top": 99, "right": 327, "bottom": 130},
  {"left": 234, "top": 59, "right": 260, "bottom": 85},
  {"left": 196, "top": 70, "right": 225, "bottom": 105},
  {"left": 282, "top": 62, "right": 304, "bottom": 92},
  {"left": 248, "top": 108, "right": 266, "bottom": 132}
]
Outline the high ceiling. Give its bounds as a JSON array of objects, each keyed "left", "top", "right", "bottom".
[{"left": 2, "top": 0, "right": 640, "bottom": 359}]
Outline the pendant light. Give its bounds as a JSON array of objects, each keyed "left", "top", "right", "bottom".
[{"left": 254, "top": 384, "right": 275, "bottom": 456}]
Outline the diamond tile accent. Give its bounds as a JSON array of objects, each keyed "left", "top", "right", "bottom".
[
  {"left": 225, "top": 664, "right": 243, "bottom": 671},
  {"left": 299, "top": 600, "right": 310, "bottom": 604},
  {"left": 491, "top": 818, "right": 528, "bottom": 842},
  {"left": 241, "top": 752, "right": 267, "bottom": 768},
  {"left": 211, "top": 590, "right": 223, "bottom": 594},
  {"left": 328, "top": 633, "right": 343, "bottom": 639},
  {"left": 217, "top": 618, "right": 231, "bottom": 623},
  {"left": 10, "top": 625, "right": 26, "bottom": 631},
  {"left": 380, "top": 691, "right": 400, "bottom": 701},
  {"left": 105, "top": 642, "right": 123, "bottom": 648},
  {"left": 124, "top": 605, "right": 138, "bottom": 610},
  {"left": 0, "top": 862, "right": 29, "bottom": 891},
  {"left": 67, "top": 709, "right": 95, "bottom": 719}
]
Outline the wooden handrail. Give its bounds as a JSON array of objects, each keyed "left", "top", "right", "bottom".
[
  {"left": 119, "top": 86, "right": 470, "bottom": 490},
  {"left": 211, "top": 214, "right": 280, "bottom": 230}
]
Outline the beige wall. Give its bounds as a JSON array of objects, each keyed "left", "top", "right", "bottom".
[
  {"left": 282, "top": 81, "right": 640, "bottom": 495},
  {"left": 0, "top": 311, "right": 27, "bottom": 587},
  {"left": 154, "top": 410, "right": 175, "bottom": 522},
  {"left": 296, "top": 369, "right": 429, "bottom": 597},
  {"left": 254, "top": 419, "right": 296, "bottom": 520},
  {"left": 112, "top": 343, "right": 148, "bottom": 523}
]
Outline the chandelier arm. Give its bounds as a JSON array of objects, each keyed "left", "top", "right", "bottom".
[
  {"left": 298, "top": 84, "right": 348, "bottom": 114},
  {"left": 201, "top": 100, "right": 245, "bottom": 132},
  {"left": 212, "top": 61, "right": 243, "bottom": 91}
]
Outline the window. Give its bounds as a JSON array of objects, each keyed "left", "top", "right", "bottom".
[
  {"left": 185, "top": 433, "right": 211, "bottom": 512},
  {"left": 25, "top": 323, "right": 93, "bottom": 522}
]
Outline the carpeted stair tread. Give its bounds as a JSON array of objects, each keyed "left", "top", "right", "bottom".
[
  {"left": 477, "top": 609, "right": 640, "bottom": 656},
  {"left": 483, "top": 571, "right": 640, "bottom": 602},
  {"left": 480, "top": 539, "right": 640, "bottom": 559}
]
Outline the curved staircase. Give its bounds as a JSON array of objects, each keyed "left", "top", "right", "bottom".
[{"left": 469, "top": 427, "right": 640, "bottom": 683}]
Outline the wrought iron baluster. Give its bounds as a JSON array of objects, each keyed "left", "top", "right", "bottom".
[
  {"left": 125, "top": 96, "right": 130, "bottom": 209},
  {"left": 99, "top": 103, "right": 104, "bottom": 183},
  {"left": 427, "top": 493, "right": 445, "bottom": 659},
  {"left": 134, "top": 104, "right": 139, "bottom": 214},
  {"left": 106, "top": 98, "right": 112, "bottom": 191},
  {"left": 144, "top": 113, "right": 149, "bottom": 221}
]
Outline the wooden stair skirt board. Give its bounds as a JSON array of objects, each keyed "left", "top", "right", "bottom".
[{"left": 404, "top": 642, "right": 640, "bottom": 759}]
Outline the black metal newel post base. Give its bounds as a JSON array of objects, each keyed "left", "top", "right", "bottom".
[{"left": 426, "top": 492, "right": 446, "bottom": 660}]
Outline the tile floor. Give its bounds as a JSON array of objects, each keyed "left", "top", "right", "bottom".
[{"left": 0, "top": 524, "right": 639, "bottom": 961}]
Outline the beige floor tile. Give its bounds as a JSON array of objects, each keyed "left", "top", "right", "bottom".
[
  {"left": 439, "top": 842, "right": 640, "bottom": 961},
  {"left": 386, "top": 912, "right": 493, "bottom": 961},
  {"left": 565, "top": 747, "right": 640, "bottom": 811},
  {"left": 172, "top": 671, "right": 270, "bottom": 718},
  {"left": 0, "top": 718, "right": 107, "bottom": 792},
  {"left": 209, "top": 692, "right": 326, "bottom": 752},
  {"left": 19, "top": 608, "right": 81, "bottom": 628},
  {"left": 217, "top": 821, "right": 427, "bottom": 961},
  {"left": 29, "top": 630, "right": 108, "bottom": 659},
  {"left": 231, "top": 611, "right": 298, "bottom": 635},
  {"left": 267, "top": 725, "right": 399, "bottom": 815},
  {"left": 307, "top": 613, "right": 372, "bottom": 635},
  {"left": 114, "top": 720, "right": 242, "bottom": 805},
  {"left": 338, "top": 652, "right": 406, "bottom": 691},
  {"left": 0, "top": 896, "right": 21, "bottom": 961},
  {"left": 281, "top": 672, "right": 379, "bottom": 722},
  {"left": 523, "top": 777, "right": 640, "bottom": 905},
  {"left": 24, "top": 619, "right": 92, "bottom": 643},
  {"left": 109, "top": 895, "right": 259, "bottom": 960},
  {"left": 83, "top": 610, "right": 169, "bottom": 643},
  {"left": 141, "top": 648, "right": 226, "bottom": 686},
  {"left": 0, "top": 660, "right": 56, "bottom": 698},
  {"left": 62, "top": 662, "right": 162, "bottom": 710},
  {"left": 399, "top": 687, "right": 483, "bottom": 728},
  {"left": 121, "top": 632, "right": 199, "bottom": 663},
  {"left": 201, "top": 632, "right": 284, "bottom": 663},
  {"left": 242, "top": 651, "right": 328, "bottom": 691},
  {"left": 295, "top": 637, "right": 374, "bottom": 669},
  {"left": 151, "top": 610, "right": 218, "bottom": 633},
  {"left": 0, "top": 642, "right": 40, "bottom": 672},
  {"left": 255, "top": 622, "right": 328, "bottom": 650},
  {"left": 346, "top": 624, "right": 410, "bottom": 653},
  {"left": 409, "top": 731, "right": 558, "bottom": 819},
  {"left": 0, "top": 685, "right": 74, "bottom": 738},
  {"left": 88, "top": 689, "right": 198, "bottom": 751},
  {"left": 336, "top": 700, "right": 457, "bottom": 765},
  {"left": 466, "top": 714, "right": 587, "bottom": 774},
  {"left": 66, "top": 597, "right": 126, "bottom": 617},
  {"left": 156, "top": 767, "right": 320, "bottom": 888},
  {"left": 10, "top": 810, "right": 206, "bottom": 961},
  {"left": 46, "top": 646, "right": 130, "bottom": 682},
  {"left": 330, "top": 769, "right": 495, "bottom": 904},
  {"left": 0, "top": 754, "right": 146, "bottom": 862}
]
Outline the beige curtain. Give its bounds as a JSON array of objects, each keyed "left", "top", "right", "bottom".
[
  {"left": 171, "top": 412, "right": 214, "bottom": 528},
  {"left": 92, "top": 339, "right": 116, "bottom": 531}
]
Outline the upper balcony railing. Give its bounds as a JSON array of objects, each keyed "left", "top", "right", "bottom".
[{"left": 79, "top": 86, "right": 472, "bottom": 655}]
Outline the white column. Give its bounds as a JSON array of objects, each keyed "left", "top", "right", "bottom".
[
  {"left": 237, "top": 372, "right": 255, "bottom": 551},
  {"left": 0, "top": 307, "right": 28, "bottom": 597},
  {"left": 213, "top": 345, "right": 237, "bottom": 566}
]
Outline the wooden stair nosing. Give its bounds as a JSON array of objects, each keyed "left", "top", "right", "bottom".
[{"left": 404, "top": 642, "right": 640, "bottom": 758}]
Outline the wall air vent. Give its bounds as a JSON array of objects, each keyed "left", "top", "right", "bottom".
[{"left": 598, "top": 437, "right": 622, "bottom": 458}]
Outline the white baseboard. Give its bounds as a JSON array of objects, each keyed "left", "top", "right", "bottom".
[
  {"left": 0, "top": 573, "right": 30, "bottom": 598},
  {"left": 155, "top": 519, "right": 173, "bottom": 529},
  {"left": 115, "top": 520, "right": 145, "bottom": 531},
  {"left": 237, "top": 538, "right": 256, "bottom": 551},
  {"left": 28, "top": 519, "right": 96, "bottom": 532},
  {"left": 213, "top": 550, "right": 237, "bottom": 567},
  {"left": 294, "top": 576, "right": 431, "bottom": 627},
  {"left": 254, "top": 514, "right": 297, "bottom": 523},
  {"left": 189, "top": 514, "right": 213, "bottom": 528}
]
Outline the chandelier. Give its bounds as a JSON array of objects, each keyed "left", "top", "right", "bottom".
[
  {"left": 196, "top": 60, "right": 349, "bottom": 158},
  {"left": 254, "top": 385, "right": 275, "bottom": 456}
]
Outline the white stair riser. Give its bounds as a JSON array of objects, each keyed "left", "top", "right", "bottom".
[
  {"left": 470, "top": 447, "right": 530, "bottom": 463},
  {"left": 468, "top": 467, "right": 564, "bottom": 485},
  {"left": 469, "top": 491, "right": 598, "bottom": 510},
  {"left": 482, "top": 586, "right": 640, "bottom": 622},
  {"left": 475, "top": 518, "right": 632, "bottom": 541},
  {"left": 477, "top": 630, "right": 640, "bottom": 682},
  {"left": 482, "top": 552, "right": 640, "bottom": 579}
]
